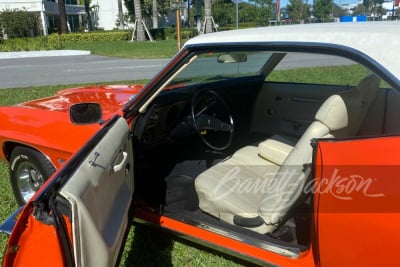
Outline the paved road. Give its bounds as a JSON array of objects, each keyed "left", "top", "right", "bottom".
[
  {"left": 0, "top": 52, "right": 353, "bottom": 89},
  {"left": 275, "top": 53, "right": 354, "bottom": 70},
  {"left": 0, "top": 55, "right": 169, "bottom": 89}
]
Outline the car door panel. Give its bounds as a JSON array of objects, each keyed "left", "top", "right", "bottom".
[
  {"left": 314, "top": 136, "right": 400, "bottom": 266},
  {"left": 60, "top": 117, "right": 134, "bottom": 267},
  {"left": 251, "top": 82, "right": 347, "bottom": 137}
]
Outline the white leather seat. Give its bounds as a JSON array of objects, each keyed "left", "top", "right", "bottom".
[
  {"left": 234, "top": 134, "right": 296, "bottom": 166},
  {"left": 195, "top": 74, "right": 380, "bottom": 234}
]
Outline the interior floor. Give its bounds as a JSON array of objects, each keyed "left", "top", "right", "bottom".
[{"left": 133, "top": 151, "right": 312, "bottom": 252}]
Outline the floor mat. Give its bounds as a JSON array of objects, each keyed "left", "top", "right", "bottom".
[{"left": 165, "top": 174, "right": 199, "bottom": 211}]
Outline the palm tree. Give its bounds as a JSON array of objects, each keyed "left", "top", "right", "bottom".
[
  {"left": 118, "top": 0, "right": 124, "bottom": 29},
  {"left": 133, "top": 0, "right": 146, "bottom": 41},
  {"left": 58, "top": 0, "right": 68, "bottom": 33},
  {"left": 84, "top": 0, "right": 93, "bottom": 31},
  {"left": 204, "top": 0, "right": 214, "bottom": 33},
  {"left": 152, "top": 0, "right": 158, "bottom": 29},
  {"left": 195, "top": 0, "right": 202, "bottom": 32}
]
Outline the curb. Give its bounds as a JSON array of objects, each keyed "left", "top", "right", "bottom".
[{"left": 0, "top": 50, "right": 91, "bottom": 59}]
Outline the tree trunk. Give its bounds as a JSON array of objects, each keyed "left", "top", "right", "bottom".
[
  {"left": 134, "top": 0, "right": 146, "bottom": 41},
  {"left": 196, "top": 0, "right": 202, "bottom": 33},
  {"left": 183, "top": 5, "right": 189, "bottom": 27},
  {"left": 204, "top": 0, "right": 213, "bottom": 33},
  {"left": 152, "top": 0, "right": 158, "bottom": 29},
  {"left": 58, "top": 0, "right": 68, "bottom": 34},
  {"left": 118, "top": 0, "right": 124, "bottom": 29},
  {"left": 84, "top": 0, "right": 92, "bottom": 31}
]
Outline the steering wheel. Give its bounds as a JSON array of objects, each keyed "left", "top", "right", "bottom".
[{"left": 191, "top": 89, "right": 234, "bottom": 151}]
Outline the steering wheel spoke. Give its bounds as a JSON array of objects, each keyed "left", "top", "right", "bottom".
[{"left": 197, "top": 114, "right": 233, "bottom": 132}]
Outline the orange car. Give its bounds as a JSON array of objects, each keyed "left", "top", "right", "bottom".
[
  {"left": 0, "top": 84, "right": 143, "bottom": 205},
  {"left": 2, "top": 22, "right": 400, "bottom": 266}
]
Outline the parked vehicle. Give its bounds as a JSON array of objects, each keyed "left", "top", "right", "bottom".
[
  {"left": 2, "top": 22, "right": 400, "bottom": 266},
  {"left": 0, "top": 84, "right": 143, "bottom": 205}
]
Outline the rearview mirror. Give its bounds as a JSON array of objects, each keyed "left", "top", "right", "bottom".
[
  {"left": 217, "top": 53, "right": 247, "bottom": 63},
  {"left": 70, "top": 103, "right": 102, "bottom": 124}
]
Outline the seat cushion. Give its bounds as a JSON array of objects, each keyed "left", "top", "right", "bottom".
[
  {"left": 195, "top": 156, "right": 279, "bottom": 233},
  {"left": 232, "top": 134, "right": 296, "bottom": 167},
  {"left": 258, "top": 134, "right": 296, "bottom": 165}
]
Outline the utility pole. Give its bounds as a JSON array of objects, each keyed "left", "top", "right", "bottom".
[
  {"left": 392, "top": 0, "right": 396, "bottom": 20},
  {"left": 176, "top": 0, "right": 181, "bottom": 49},
  {"left": 171, "top": 1, "right": 185, "bottom": 49}
]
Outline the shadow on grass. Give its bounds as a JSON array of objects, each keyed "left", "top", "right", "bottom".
[{"left": 123, "top": 224, "right": 173, "bottom": 267}]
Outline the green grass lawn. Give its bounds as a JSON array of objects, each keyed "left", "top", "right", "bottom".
[{"left": 63, "top": 40, "right": 179, "bottom": 59}]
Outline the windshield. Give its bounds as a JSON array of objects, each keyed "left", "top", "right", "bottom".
[{"left": 167, "top": 51, "right": 273, "bottom": 88}]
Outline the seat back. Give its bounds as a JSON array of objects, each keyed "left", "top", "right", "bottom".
[
  {"left": 384, "top": 89, "right": 400, "bottom": 133},
  {"left": 258, "top": 74, "right": 380, "bottom": 226}
]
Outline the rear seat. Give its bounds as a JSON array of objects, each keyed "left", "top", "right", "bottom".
[
  {"left": 234, "top": 73, "right": 381, "bottom": 168},
  {"left": 358, "top": 88, "right": 400, "bottom": 135}
]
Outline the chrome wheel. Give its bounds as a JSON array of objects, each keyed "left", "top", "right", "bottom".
[
  {"left": 16, "top": 161, "right": 45, "bottom": 203},
  {"left": 10, "top": 146, "right": 56, "bottom": 206}
]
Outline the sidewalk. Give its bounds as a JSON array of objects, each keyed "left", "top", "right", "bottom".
[{"left": 0, "top": 50, "right": 91, "bottom": 59}]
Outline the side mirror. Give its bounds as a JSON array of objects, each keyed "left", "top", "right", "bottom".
[{"left": 70, "top": 103, "right": 102, "bottom": 124}]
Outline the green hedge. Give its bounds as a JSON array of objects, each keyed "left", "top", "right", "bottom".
[
  {"left": 51, "top": 31, "right": 130, "bottom": 43},
  {"left": 0, "top": 36, "right": 52, "bottom": 51},
  {"left": 0, "top": 31, "right": 131, "bottom": 51},
  {"left": 149, "top": 27, "right": 198, "bottom": 40},
  {"left": 0, "top": 28, "right": 213, "bottom": 52}
]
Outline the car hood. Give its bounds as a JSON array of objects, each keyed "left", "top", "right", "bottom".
[{"left": 16, "top": 84, "right": 144, "bottom": 118}]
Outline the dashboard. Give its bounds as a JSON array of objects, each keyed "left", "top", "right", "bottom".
[{"left": 141, "top": 95, "right": 193, "bottom": 146}]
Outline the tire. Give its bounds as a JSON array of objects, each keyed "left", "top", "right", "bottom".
[{"left": 9, "top": 146, "right": 56, "bottom": 206}]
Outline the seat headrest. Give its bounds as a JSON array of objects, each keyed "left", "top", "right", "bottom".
[
  {"left": 315, "top": 89, "right": 361, "bottom": 131},
  {"left": 315, "top": 73, "right": 381, "bottom": 133},
  {"left": 358, "top": 73, "right": 380, "bottom": 107}
]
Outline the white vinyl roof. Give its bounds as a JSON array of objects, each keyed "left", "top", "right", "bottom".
[{"left": 184, "top": 22, "right": 400, "bottom": 82}]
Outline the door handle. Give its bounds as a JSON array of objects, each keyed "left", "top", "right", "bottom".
[{"left": 113, "top": 152, "right": 128, "bottom": 173}]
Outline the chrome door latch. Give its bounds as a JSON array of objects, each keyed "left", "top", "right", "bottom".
[{"left": 89, "top": 152, "right": 105, "bottom": 168}]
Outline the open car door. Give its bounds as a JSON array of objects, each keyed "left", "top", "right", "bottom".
[
  {"left": 314, "top": 136, "right": 400, "bottom": 266},
  {"left": 2, "top": 116, "right": 134, "bottom": 267},
  {"left": 59, "top": 116, "right": 134, "bottom": 266}
]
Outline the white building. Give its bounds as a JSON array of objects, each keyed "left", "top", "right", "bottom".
[
  {"left": 340, "top": 2, "right": 360, "bottom": 15},
  {"left": 0, "top": 0, "right": 86, "bottom": 35},
  {"left": 339, "top": 0, "right": 399, "bottom": 19},
  {"left": 382, "top": 0, "right": 400, "bottom": 19},
  {"left": 92, "top": 0, "right": 128, "bottom": 31},
  {"left": 0, "top": 0, "right": 128, "bottom": 35}
]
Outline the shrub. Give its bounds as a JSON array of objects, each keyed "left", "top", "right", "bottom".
[
  {"left": 0, "top": 31, "right": 131, "bottom": 51},
  {"left": 48, "top": 31, "right": 130, "bottom": 44},
  {"left": 0, "top": 37, "right": 55, "bottom": 51},
  {"left": 0, "top": 9, "right": 39, "bottom": 38},
  {"left": 149, "top": 28, "right": 198, "bottom": 40}
]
